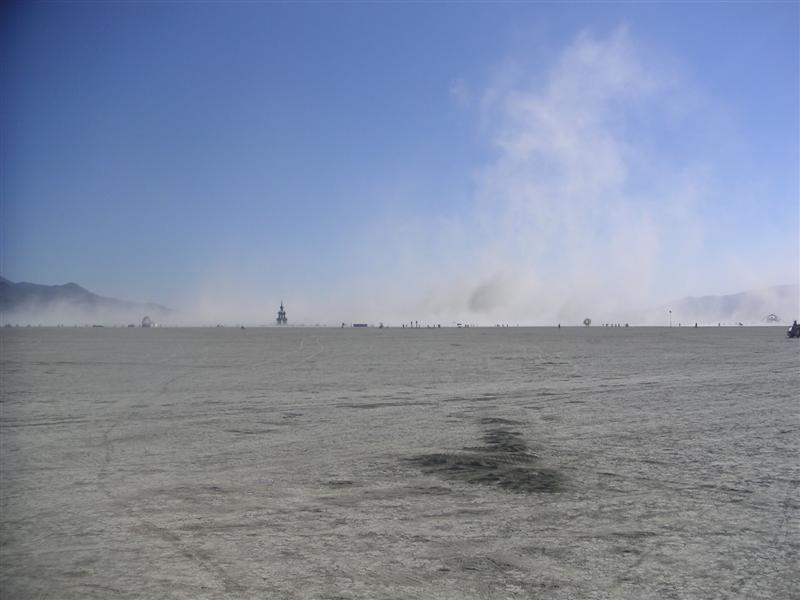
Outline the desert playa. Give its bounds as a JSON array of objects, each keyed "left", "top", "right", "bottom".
[{"left": 1, "top": 327, "right": 797, "bottom": 599}]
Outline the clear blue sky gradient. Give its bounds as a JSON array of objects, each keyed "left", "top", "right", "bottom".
[{"left": 2, "top": 2, "right": 798, "bottom": 319}]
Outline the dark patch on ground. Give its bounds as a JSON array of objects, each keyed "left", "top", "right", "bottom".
[
  {"left": 609, "top": 530, "right": 659, "bottom": 539},
  {"left": 338, "top": 401, "right": 431, "bottom": 410},
  {"left": 405, "top": 485, "right": 452, "bottom": 496},
  {"left": 407, "top": 425, "right": 563, "bottom": 494},
  {"left": 225, "top": 428, "right": 277, "bottom": 435},
  {"left": 441, "top": 395, "right": 499, "bottom": 403},
  {"left": 326, "top": 479, "right": 356, "bottom": 488},
  {"left": 521, "top": 545, "right": 572, "bottom": 559},
  {"left": 478, "top": 417, "right": 522, "bottom": 426}
]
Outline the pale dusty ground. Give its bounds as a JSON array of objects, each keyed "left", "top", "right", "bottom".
[{"left": 1, "top": 327, "right": 797, "bottom": 599}]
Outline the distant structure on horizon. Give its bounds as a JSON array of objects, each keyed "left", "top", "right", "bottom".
[
  {"left": 276, "top": 301, "right": 287, "bottom": 325},
  {"left": 141, "top": 316, "right": 152, "bottom": 328}
]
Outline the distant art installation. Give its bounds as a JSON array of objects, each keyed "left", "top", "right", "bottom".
[{"left": 276, "top": 301, "right": 287, "bottom": 325}]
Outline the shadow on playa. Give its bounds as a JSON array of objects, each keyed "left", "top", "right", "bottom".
[{"left": 407, "top": 418, "right": 563, "bottom": 494}]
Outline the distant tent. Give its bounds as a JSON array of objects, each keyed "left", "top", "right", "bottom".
[{"left": 141, "top": 316, "right": 152, "bottom": 328}]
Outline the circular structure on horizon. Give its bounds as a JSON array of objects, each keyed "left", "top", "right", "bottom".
[
  {"left": 583, "top": 318, "right": 591, "bottom": 327},
  {"left": 141, "top": 316, "right": 152, "bottom": 328}
]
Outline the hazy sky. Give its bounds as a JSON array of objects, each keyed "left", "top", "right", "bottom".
[{"left": 2, "top": 2, "right": 798, "bottom": 323}]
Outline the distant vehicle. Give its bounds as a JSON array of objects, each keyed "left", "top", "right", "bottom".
[{"left": 353, "top": 323, "right": 368, "bottom": 328}]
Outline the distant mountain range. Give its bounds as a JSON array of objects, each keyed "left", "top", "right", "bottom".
[
  {"left": 0, "top": 277, "right": 172, "bottom": 325},
  {"left": 630, "top": 284, "right": 799, "bottom": 325},
  {"left": 1, "top": 277, "right": 797, "bottom": 326}
]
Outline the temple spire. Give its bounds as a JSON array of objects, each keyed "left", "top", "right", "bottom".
[{"left": 276, "top": 300, "right": 287, "bottom": 325}]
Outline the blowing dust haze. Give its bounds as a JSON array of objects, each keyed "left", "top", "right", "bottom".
[
  {"left": 188, "top": 29, "right": 796, "bottom": 326},
  {"left": 2, "top": 9, "right": 797, "bottom": 326}
]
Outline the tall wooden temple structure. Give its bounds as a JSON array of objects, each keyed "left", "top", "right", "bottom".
[{"left": 276, "top": 301, "right": 287, "bottom": 325}]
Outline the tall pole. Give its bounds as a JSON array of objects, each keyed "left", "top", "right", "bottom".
[{"left": 669, "top": 309, "right": 672, "bottom": 328}]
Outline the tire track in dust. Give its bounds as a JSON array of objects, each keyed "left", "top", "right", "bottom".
[
  {"left": 94, "top": 347, "right": 246, "bottom": 595},
  {"left": 131, "top": 516, "right": 245, "bottom": 595},
  {"left": 94, "top": 333, "right": 326, "bottom": 594},
  {"left": 292, "top": 336, "right": 326, "bottom": 367}
]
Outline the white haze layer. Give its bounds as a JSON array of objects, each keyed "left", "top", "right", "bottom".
[
  {"left": 299, "top": 27, "right": 798, "bottom": 326},
  {"left": 29, "top": 28, "right": 792, "bottom": 327}
]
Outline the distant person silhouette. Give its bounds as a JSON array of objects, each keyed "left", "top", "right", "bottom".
[{"left": 789, "top": 320, "right": 800, "bottom": 338}]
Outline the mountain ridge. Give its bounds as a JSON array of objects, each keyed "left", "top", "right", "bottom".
[
  {"left": 634, "top": 284, "right": 799, "bottom": 325},
  {"left": 1, "top": 277, "right": 797, "bottom": 326},
  {"left": 1, "top": 277, "right": 172, "bottom": 325}
]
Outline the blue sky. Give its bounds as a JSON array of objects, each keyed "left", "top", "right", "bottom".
[{"left": 2, "top": 2, "right": 798, "bottom": 323}]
